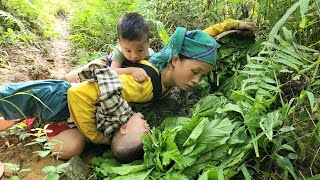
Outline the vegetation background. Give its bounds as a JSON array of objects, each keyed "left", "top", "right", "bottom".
[{"left": 0, "top": 0, "right": 319, "bottom": 179}]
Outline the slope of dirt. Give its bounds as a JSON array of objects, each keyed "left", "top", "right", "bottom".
[
  {"left": 0, "top": 20, "right": 73, "bottom": 84},
  {"left": 0, "top": 18, "right": 78, "bottom": 179}
]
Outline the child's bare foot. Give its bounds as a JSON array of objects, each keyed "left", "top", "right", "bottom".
[{"left": 0, "top": 118, "right": 21, "bottom": 131}]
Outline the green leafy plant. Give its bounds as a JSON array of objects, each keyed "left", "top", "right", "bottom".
[
  {"left": 3, "top": 163, "right": 31, "bottom": 180},
  {"left": 41, "top": 162, "right": 70, "bottom": 180}
]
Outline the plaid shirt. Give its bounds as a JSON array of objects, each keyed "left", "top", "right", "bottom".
[{"left": 78, "top": 59, "right": 134, "bottom": 135}]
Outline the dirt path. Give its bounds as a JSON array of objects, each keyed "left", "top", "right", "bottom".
[
  {"left": 0, "top": 17, "right": 74, "bottom": 84},
  {"left": 0, "top": 17, "right": 77, "bottom": 179}
]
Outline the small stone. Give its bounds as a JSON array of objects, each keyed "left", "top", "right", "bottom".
[{"left": 60, "top": 156, "right": 91, "bottom": 180}]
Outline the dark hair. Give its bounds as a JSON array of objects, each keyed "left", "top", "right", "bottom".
[
  {"left": 117, "top": 12, "right": 150, "bottom": 41},
  {"left": 111, "top": 141, "right": 144, "bottom": 163}
]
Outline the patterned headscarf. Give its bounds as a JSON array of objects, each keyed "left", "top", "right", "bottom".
[{"left": 150, "top": 27, "right": 218, "bottom": 71}]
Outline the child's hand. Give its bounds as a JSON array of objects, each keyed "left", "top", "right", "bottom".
[
  {"left": 238, "top": 22, "right": 255, "bottom": 31},
  {"left": 132, "top": 68, "right": 149, "bottom": 83}
]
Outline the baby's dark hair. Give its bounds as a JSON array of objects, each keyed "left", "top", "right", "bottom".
[{"left": 117, "top": 12, "right": 150, "bottom": 41}]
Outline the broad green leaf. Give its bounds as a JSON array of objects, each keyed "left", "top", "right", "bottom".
[
  {"left": 37, "top": 150, "right": 51, "bottom": 157},
  {"left": 56, "top": 162, "right": 70, "bottom": 170},
  {"left": 183, "top": 164, "right": 208, "bottom": 178},
  {"left": 216, "top": 103, "right": 244, "bottom": 117},
  {"left": 42, "top": 166, "right": 56, "bottom": 174},
  {"left": 259, "top": 110, "right": 281, "bottom": 140},
  {"left": 218, "top": 168, "right": 225, "bottom": 180},
  {"left": 210, "top": 145, "right": 229, "bottom": 161},
  {"left": 306, "top": 174, "right": 320, "bottom": 180},
  {"left": 274, "top": 154, "right": 298, "bottom": 180},
  {"left": 240, "top": 164, "right": 251, "bottom": 180},
  {"left": 111, "top": 165, "right": 146, "bottom": 176},
  {"left": 287, "top": 153, "right": 298, "bottom": 160},
  {"left": 256, "top": 89, "right": 274, "bottom": 98},
  {"left": 9, "top": 176, "right": 20, "bottom": 180},
  {"left": 195, "top": 118, "right": 233, "bottom": 154},
  {"left": 278, "top": 144, "right": 296, "bottom": 152},
  {"left": 260, "top": 83, "right": 277, "bottom": 91},
  {"left": 198, "top": 169, "right": 219, "bottom": 180},
  {"left": 156, "top": 21, "right": 170, "bottom": 44},
  {"left": 228, "top": 126, "right": 248, "bottom": 145},
  {"left": 305, "top": 91, "right": 315, "bottom": 110},
  {"left": 299, "top": 0, "right": 310, "bottom": 19},
  {"left": 282, "top": 27, "right": 293, "bottom": 43},
  {"left": 45, "top": 174, "right": 59, "bottom": 180},
  {"left": 192, "top": 94, "right": 228, "bottom": 117},
  {"left": 162, "top": 117, "right": 190, "bottom": 130},
  {"left": 159, "top": 172, "right": 189, "bottom": 180},
  {"left": 279, "top": 126, "right": 295, "bottom": 132},
  {"left": 268, "top": 1, "right": 299, "bottom": 42},
  {"left": 161, "top": 127, "right": 183, "bottom": 167},
  {"left": 221, "top": 147, "right": 246, "bottom": 167},
  {"left": 183, "top": 118, "right": 209, "bottom": 147},
  {"left": 292, "top": 75, "right": 301, "bottom": 80}
]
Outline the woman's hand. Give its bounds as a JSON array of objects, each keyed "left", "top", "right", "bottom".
[{"left": 238, "top": 22, "right": 255, "bottom": 31}]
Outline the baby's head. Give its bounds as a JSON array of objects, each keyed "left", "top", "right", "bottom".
[
  {"left": 117, "top": 12, "right": 150, "bottom": 63},
  {"left": 111, "top": 112, "right": 150, "bottom": 163}
]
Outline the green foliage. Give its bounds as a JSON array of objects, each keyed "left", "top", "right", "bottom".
[
  {"left": 41, "top": 162, "right": 70, "bottom": 180},
  {"left": 211, "top": 33, "right": 263, "bottom": 90},
  {"left": 69, "top": 0, "right": 144, "bottom": 53},
  {"left": 0, "top": 0, "right": 71, "bottom": 45},
  {"left": 92, "top": 94, "right": 251, "bottom": 179},
  {"left": 3, "top": 163, "right": 31, "bottom": 179}
]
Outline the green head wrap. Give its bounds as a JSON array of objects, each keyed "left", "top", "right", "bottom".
[{"left": 150, "top": 27, "right": 218, "bottom": 71}]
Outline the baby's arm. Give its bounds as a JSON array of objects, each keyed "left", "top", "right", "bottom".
[
  {"left": 111, "top": 61, "right": 148, "bottom": 83},
  {"left": 59, "top": 58, "right": 107, "bottom": 82},
  {"left": 59, "top": 68, "right": 82, "bottom": 82}
]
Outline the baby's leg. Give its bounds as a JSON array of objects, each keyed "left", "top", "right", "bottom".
[{"left": 48, "top": 128, "right": 86, "bottom": 160}]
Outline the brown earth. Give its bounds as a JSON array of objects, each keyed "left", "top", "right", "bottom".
[{"left": 0, "top": 18, "right": 84, "bottom": 179}]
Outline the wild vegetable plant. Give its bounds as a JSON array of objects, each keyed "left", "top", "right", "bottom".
[{"left": 3, "top": 163, "right": 31, "bottom": 180}]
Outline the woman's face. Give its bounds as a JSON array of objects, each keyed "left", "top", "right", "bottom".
[{"left": 171, "top": 57, "right": 213, "bottom": 90}]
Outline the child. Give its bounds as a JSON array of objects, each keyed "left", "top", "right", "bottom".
[
  {"left": 0, "top": 78, "right": 150, "bottom": 162},
  {"left": 60, "top": 12, "right": 154, "bottom": 83}
]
